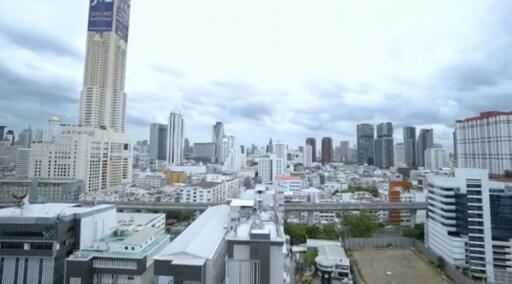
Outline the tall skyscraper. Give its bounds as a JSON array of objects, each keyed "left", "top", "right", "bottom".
[
  {"left": 403, "top": 126, "right": 416, "bottom": 169},
  {"left": 424, "top": 145, "right": 450, "bottom": 170},
  {"left": 304, "top": 144, "right": 313, "bottom": 167},
  {"left": 79, "top": 0, "right": 131, "bottom": 133},
  {"left": 357, "top": 124, "right": 375, "bottom": 165},
  {"left": 374, "top": 122, "right": 394, "bottom": 169},
  {"left": 340, "top": 141, "right": 349, "bottom": 162},
  {"left": 212, "top": 122, "right": 225, "bottom": 163},
  {"left": 321, "top": 137, "right": 333, "bottom": 164},
  {"left": 306, "top": 137, "right": 317, "bottom": 162},
  {"left": 394, "top": 143, "right": 405, "bottom": 167},
  {"left": 456, "top": 111, "right": 512, "bottom": 176},
  {"left": 416, "top": 128, "right": 434, "bottom": 168},
  {"left": 167, "top": 112, "right": 184, "bottom": 165},
  {"left": 149, "top": 123, "right": 168, "bottom": 161}
]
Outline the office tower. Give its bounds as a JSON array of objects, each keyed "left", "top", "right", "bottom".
[
  {"left": 66, "top": 212, "right": 169, "bottom": 283},
  {"left": 334, "top": 146, "right": 342, "bottom": 162},
  {"left": 184, "top": 137, "right": 191, "bottom": 155},
  {"left": 416, "top": 128, "right": 434, "bottom": 168},
  {"left": 193, "top": 142, "right": 216, "bottom": 163},
  {"left": 403, "top": 126, "right": 417, "bottom": 169},
  {"left": 240, "top": 145, "right": 247, "bottom": 168},
  {"left": 0, "top": 203, "right": 116, "bottom": 284},
  {"left": 426, "top": 169, "right": 512, "bottom": 283},
  {"left": 273, "top": 141, "right": 287, "bottom": 160},
  {"left": 0, "top": 126, "right": 5, "bottom": 141},
  {"left": 374, "top": 122, "right": 394, "bottom": 169},
  {"left": 5, "top": 130, "right": 14, "bottom": 146},
  {"left": 212, "top": 122, "right": 225, "bottom": 163},
  {"left": 306, "top": 137, "right": 316, "bottom": 162},
  {"left": 304, "top": 144, "right": 313, "bottom": 168},
  {"left": 222, "top": 136, "right": 241, "bottom": 173},
  {"left": 79, "top": 0, "right": 131, "bottom": 133},
  {"left": 340, "top": 141, "right": 349, "bottom": 162},
  {"left": 257, "top": 155, "right": 283, "bottom": 184},
  {"left": 15, "top": 148, "right": 31, "bottom": 178},
  {"left": 321, "top": 137, "right": 333, "bottom": 164},
  {"left": 43, "top": 116, "right": 61, "bottom": 143},
  {"left": 30, "top": 125, "right": 132, "bottom": 191},
  {"left": 456, "top": 111, "right": 512, "bottom": 176},
  {"left": 149, "top": 123, "right": 168, "bottom": 161},
  {"left": 357, "top": 124, "right": 375, "bottom": 165},
  {"left": 424, "top": 145, "right": 450, "bottom": 170},
  {"left": 394, "top": 143, "right": 405, "bottom": 167},
  {"left": 167, "top": 112, "right": 184, "bottom": 165},
  {"left": 16, "top": 127, "right": 32, "bottom": 148},
  {"left": 32, "top": 129, "right": 43, "bottom": 143},
  {"left": 155, "top": 205, "right": 230, "bottom": 284},
  {"left": 266, "top": 138, "right": 273, "bottom": 154}
]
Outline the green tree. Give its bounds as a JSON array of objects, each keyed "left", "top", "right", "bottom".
[
  {"left": 165, "top": 210, "right": 194, "bottom": 222},
  {"left": 322, "top": 223, "right": 339, "bottom": 240},
  {"left": 304, "top": 248, "right": 318, "bottom": 268},
  {"left": 305, "top": 225, "right": 323, "bottom": 239},
  {"left": 505, "top": 170, "right": 512, "bottom": 178},
  {"left": 343, "top": 210, "right": 378, "bottom": 238},
  {"left": 402, "top": 224, "right": 425, "bottom": 241},
  {"left": 284, "top": 221, "right": 307, "bottom": 245}
]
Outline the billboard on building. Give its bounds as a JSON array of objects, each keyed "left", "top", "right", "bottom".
[
  {"left": 115, "top": 0, "right": 130, "bottom": 42},
  {"left": 88, "top": 0, "right": 114, "bottom": 32}
]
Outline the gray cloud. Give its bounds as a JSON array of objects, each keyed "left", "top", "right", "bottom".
[{"left": 0, "top": 22, "right": 82, "bottom": 59}]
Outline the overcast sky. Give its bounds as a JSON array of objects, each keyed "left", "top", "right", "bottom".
[{"left": 1, "top": 0, "right": 511, "bottom": 150}]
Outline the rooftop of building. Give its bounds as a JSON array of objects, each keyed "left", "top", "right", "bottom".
[
  {"left": 0, "top": 203, "right": 114, "bottom": 219},
  {"left": 226, "top": 213, "right": 285, "bottom": 243},
  {"left": 154, "top": 205, "right": 230, "bottom": 265},
  {"left": 456, "top": 111, "right": 512, "bottom": 123}
]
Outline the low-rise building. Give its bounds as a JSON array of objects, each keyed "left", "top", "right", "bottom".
[
  {"left": 177, "top": 177, "right": 239, "bottom": 203},
  {"left": 0, "top": 177, "right": 84, "bottom": 203},
  {"left": 306, "top": 239, "right": 351, "bottom": 282}
]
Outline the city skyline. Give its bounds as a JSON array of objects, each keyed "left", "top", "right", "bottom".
[{"left": 1, "top": 1, "right": 512, "bottom": 149}]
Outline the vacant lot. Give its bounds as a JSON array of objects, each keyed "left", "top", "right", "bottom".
[{"left": 352, "top": 249, "right": 451, "bottom": 284}]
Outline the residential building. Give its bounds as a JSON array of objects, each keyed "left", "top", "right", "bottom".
[
  {"left": 167, "top": 112, "right": 184, "bottom": 165},
  {"left": 403, "top": 126, "right": 417, "bottom": 169},
  {"left": 416, "top": 128, "right": 434, "bottom": 168},
  {"left": 149, "top": 123, "right": 168, "bottom": 161},
  {"left": 304, "top": 144, "right": 313, "bottom": 168},
  {"left": 426, "top": 169, "right": 512, "bottom": 283},
  {"left": 79, "top": 0, "right": 131, "bottom": 133},
  {"left": 65, "top": 212, "right": 168, "bottom": 284},
  {"left": 15, "top": 148, "right": 31, "bottom": 178},
  {"left": 0, "top": 203, "right": 116, "bottom": 284},
  {"left": 176, "top": 176, "right": 239, "bottom": 203},
  {"left": 257, "top": 155, "right": 284, "bottom": 184},
  {"left": 154, "top": 205, "right": 231, "bottom": 284},
  {"left": 275, "top": 175, "right": 305, "bottom": 191},
  {"left": 374, "top": 122, "right": 394, "bottom": 169},
  {"left": 306, "top": 137, "right": 316, "bottom": 162},
  {"left": 394, "top": 143, "right": 405, "bottom": 167},
  {"left": 425, "top": 145, "right": 450, "bottom": 170},
  {"left": 30, "top": 125, "right": 132, "bottom": 192},
  {"left": 134, "top": 171, "right": 167, "bottom": 188},
  {"left": 340, "top": 141, "right": 349, "bottom": 162},
  {"left": 357, "top": 124, "right": 374, "bottom": 165},
  {"left": 321, "top": 137, "right": 333, "bottom": 164},
  {"left": 455, "top": 111, "right": 512, "bottom": 176},
  {"left": 0, "top": 178, "right": 84, "bottom": 203}
]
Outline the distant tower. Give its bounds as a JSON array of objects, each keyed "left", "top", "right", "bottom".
[
  {"left": 149, "top": 123, "right": 168, "bottom": 161},
  {"left": 0, "top": 126, "right": 6, "bottom": 141},
  {"left": 212, "top": 122, "right": 225, "bottom": 163},
  {"left": 167, "top": 112, "right": 184, "bottom": 165},
  {"left": 416, "top": 129, "right": 434, "bottom": 168},
  {"left": 357, "top": 124, "right": 375, "bottom": 165},
  {"left": 374, "top": 122, "right": 394, "bottom": 169},
  {"left": 79, "top": 0, "right": 131, "bottom": 133},
  {"left": 321, "top": 137, "right": 333, "bottom": 164},
  {"left": 306, "top": 137, "right": 317, "bottom": 162},
  {"left": 403, "top": 126, "right": 417, "bottom": 169}
]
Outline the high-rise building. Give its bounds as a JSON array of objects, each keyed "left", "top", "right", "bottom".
[
  {"left": 426, "top": 169, "right": 512, "bottom": 283},
  {"left": 15, "top": 148, "right": 31, "bottom": 178},
  {"left": 416, "top": 128, "right": 434, "bottom": 168},
  {"left": 424, "top": 145, "right": 450, "bottom": 170},
  {"left": 306, "top": 137, "right": 316, "bottom": 162},
  {"left": 167, "top": 112, "right": 184, "bottom": 165},
  {"left": 212, "top": 122, "right": 225, "bottom": 163},
  {"left": 184, "top": 137, "right": 191, "bottom": 156},
  {"left": 0, "top": 126, "right": 5, "bottom": 142},
  {"left": 16, "top": 127, "right": 32, "bottom": 148},
  {"left": 321, "top": 137, "right": 333, "bottom": 164},
  {"left": 304, "top": 144, "right": 313, "bottom": 168},
  {"left": 394, "top": 143, "right": 405, "bottom": 167},
  {"left": 149, "top": 123, "right": 168, "bottom": 161},
  {"left": 456, "top": 111, "right": 512, "bottom": 176},
  {"left": 403, "top": 126, "right": 417, "bottom": 169},
  {"left": 193, "top": 142, "right": 216, "bottom": 163},
  {"left": 30, "top": 125, "right": 132, "bottom": 191},
  {"left": 374, "top": 122, "right": 394, "bottom": 169},
  {"left": 340, "top": 141, "right": 349, "bottom": 162},
  {"left": 43, "top": 116, "right": 61, "bottom": 143},
  {"left": 79, "top": 0, "right": 131, "bottom": 133},
  {"left": 257, "top": 155, "right": 284, "bottom": 184},
  {"left": 357, "top": 124, "right": 375, "bottom": 165}
]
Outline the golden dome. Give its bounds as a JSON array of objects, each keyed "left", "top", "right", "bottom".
[{"left": 48, "top": 115, "right": 60, "bottom": 122}]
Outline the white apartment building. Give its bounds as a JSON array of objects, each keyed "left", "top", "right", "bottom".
[
  {"left": 257, "top": 155, "right": 285, "bottom": 184},
  {"left": 304, "top": 144, "right": 313, "bottom": 168},
  {"left": 30, "top": 125, "right": 132, "bottom": 192},
  {"left": 134, "top": 170, "right": 166, "bottom": 188},
  {"left": 167, "top": 112, "right": 184, "bottom": 165},
  {"left": 176, "top": 177, "right": 240, "bottom": 203},
  {"left": 456, "top": 111, "right": 512, "bottom": 175},
  {"left": 394, "top": 143, "right": 405, "bottom": 167},
  {"left": 425, "top": 146, "right": 450, "bottom": 170},
  {"left": 275, "top": 176, "right": 305, "bottom": 191},
  {"left": 15, "top": 148, "right": 31, "bottom": 178}
]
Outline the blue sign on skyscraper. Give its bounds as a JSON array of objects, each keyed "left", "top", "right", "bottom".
[
  {"left": 115, "top": 0, "right": 130, "bottom": 42},
  {"left": 88, "top": 0, "right": 114, "bottom": 32}
]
